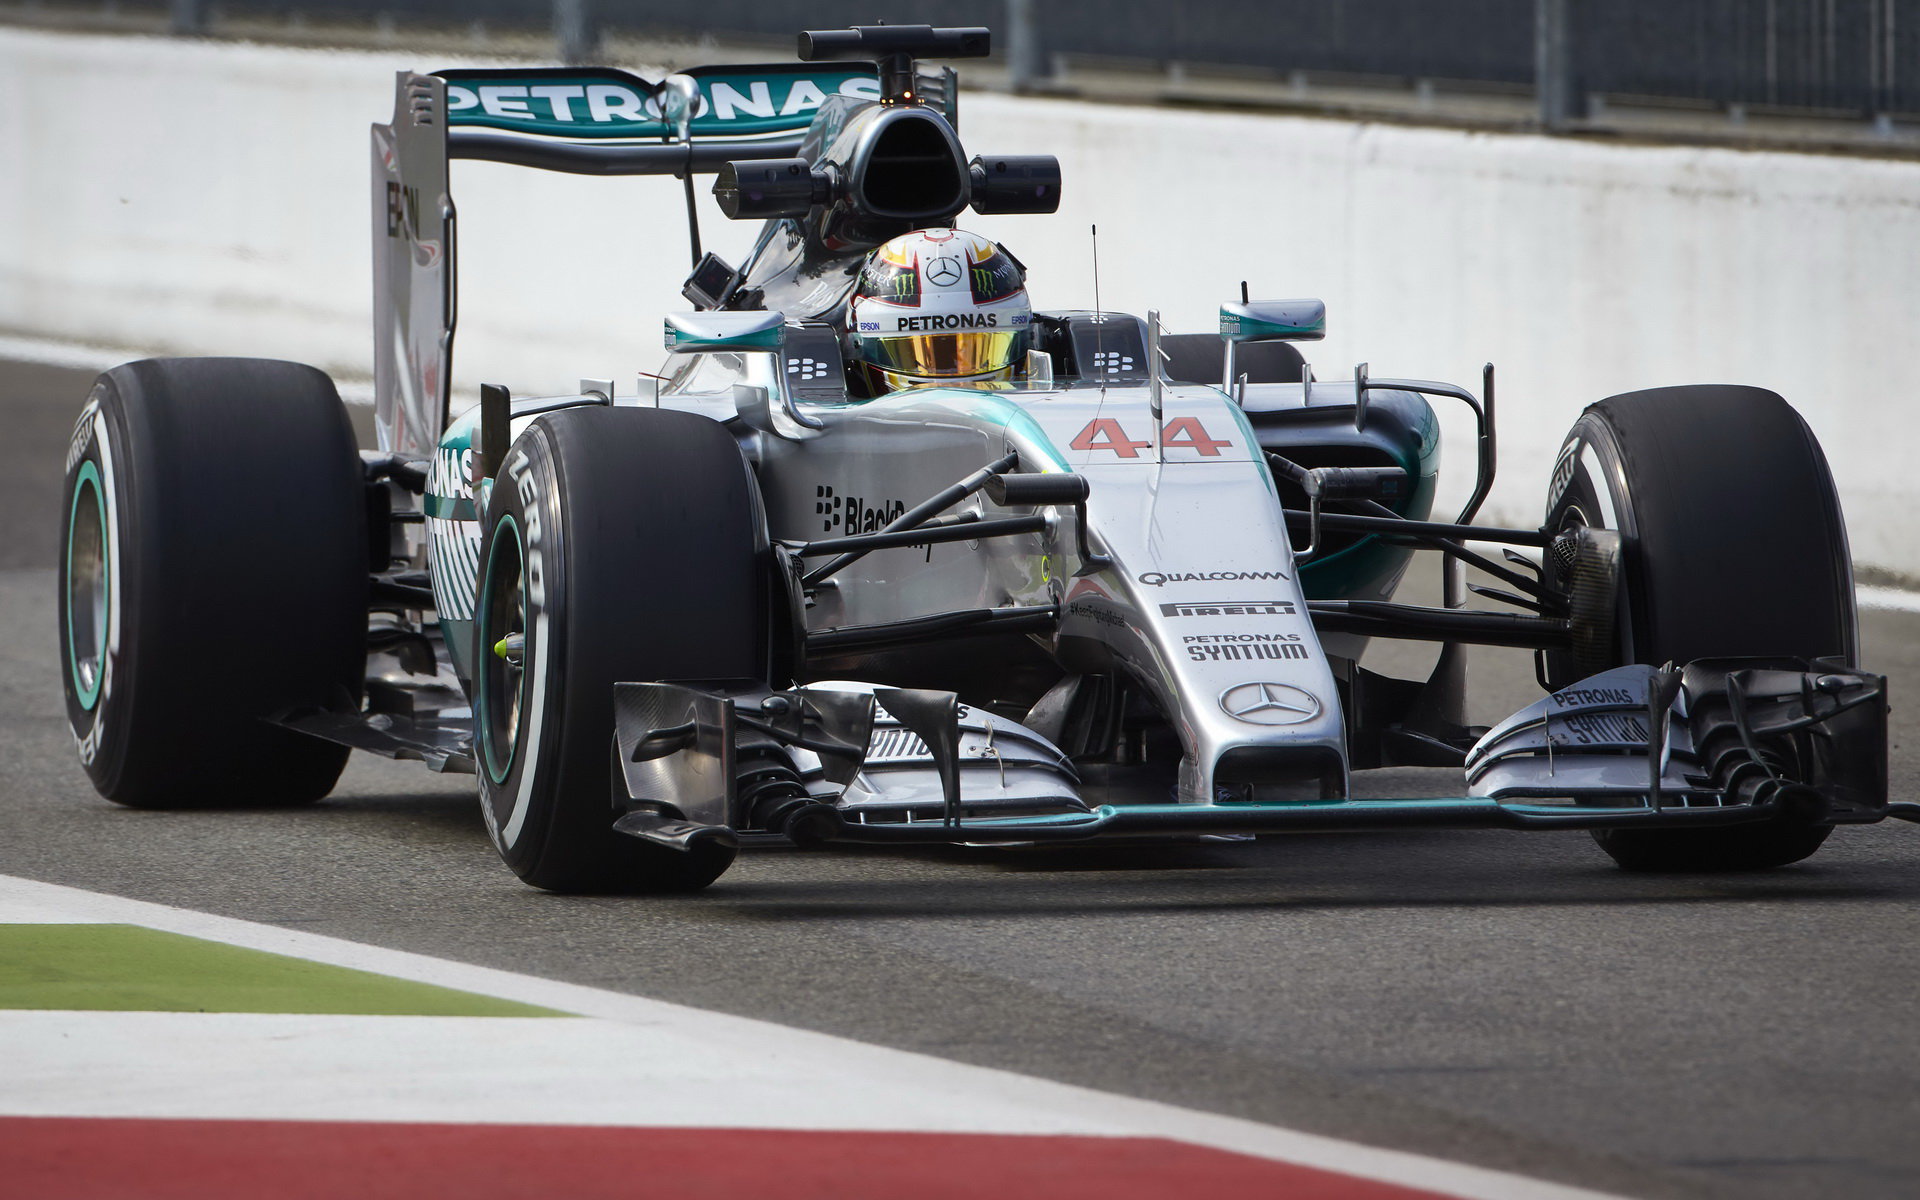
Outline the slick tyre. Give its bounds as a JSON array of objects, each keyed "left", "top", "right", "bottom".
[
  {"left": 1544, "top": 385, "right": 1854, "bottom": 871},
  {"left": 59, "top": 358, "right": 367, "bottom": 808},
  {"left": 475, "top": 407, "right": 766, "bottom": 893}
]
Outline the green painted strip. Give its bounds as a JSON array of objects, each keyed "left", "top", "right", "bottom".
[{"left": 0, "top": 926, "right": 568, "bottom": 1017}]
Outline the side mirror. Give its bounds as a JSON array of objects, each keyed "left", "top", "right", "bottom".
[
  {"left": 664, "top": 310, "right": 786, "bottom": 353},
  {"left": 969, "top": 155, "right": 1061, "bottom": 215},
  {"left": 1219, "top": 299, "right": 1326, "bottom": 344},
  {"left": 713, "top": 158, "right": 831, "bottom": 220}
]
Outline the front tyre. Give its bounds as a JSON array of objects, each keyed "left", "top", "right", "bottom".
[
  {"left": 1544, "top": 385, "right": 1854, "bottom": 871},
  {"left": 475, "top": 407, "right": 766, "bottom": 893},
  {"left": 59, "top": 359, "right": 367, "bottom": 807}
]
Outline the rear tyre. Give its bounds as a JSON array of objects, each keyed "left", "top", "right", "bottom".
[
  {"left": 475, "top": 407, "right": 766, "bottom": 893},
  {"left": 59, "top": 358, "right": 367, "bottom": 807},
  {"left": 1544, "top": 385, "right": 1854, "bottom": 871}
]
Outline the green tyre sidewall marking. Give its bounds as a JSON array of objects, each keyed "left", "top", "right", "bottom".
[
  {"left": 65, "top": 459, "right": 107, "bottom": 711},
  {"left": 477, "top": 513, "right": 525, "bottom": 787}
]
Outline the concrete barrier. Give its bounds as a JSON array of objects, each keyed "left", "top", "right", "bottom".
[{"left": 4, "top": 26, "right": 1916, "bottom": 576}]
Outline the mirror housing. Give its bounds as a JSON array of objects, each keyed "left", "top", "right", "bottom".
[
  {"left": 665, "top": 310, "right": 786, "bottom": 353},
  {"left": 1220, "top": 299, "right": 1326, "bottom": 343},
  {"left": 713, "top": 159, "right": 833, "bottom": 220},
  {"left": 969, "top": 155, "right": 1061, "bottom": 215}
]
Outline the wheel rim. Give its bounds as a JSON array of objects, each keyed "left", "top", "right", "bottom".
[
  {"left": 478, "top": 516, "right": 528, "bottom": 785},
  {"left": 1544, "top": 427, "right": 1638, "bottom": 688},
  {"left": 66, "top": 461, "right": 109, "bottom": 711}
]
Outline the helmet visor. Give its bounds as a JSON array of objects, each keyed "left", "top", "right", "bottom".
[{"left": 864, "top": 330, "right": 1024, "bottom": 380}]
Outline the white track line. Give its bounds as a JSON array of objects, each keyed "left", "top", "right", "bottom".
[
  {"left": 0, "top": 333, "right": 142, "bottom": 374},
  {"left": 1859, "top": 585, "right": 1920, "bottom": 613},
  {"left": 0, "top": 874, "right": 1626, "bottom": 1200},
  {"left": 5, "top": 1011, "right": 1102, "bottom": 1134}
]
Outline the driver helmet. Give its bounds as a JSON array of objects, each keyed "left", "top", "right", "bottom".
[{"left": 847, "top": 228, "right": 1031, "bottom": 393}]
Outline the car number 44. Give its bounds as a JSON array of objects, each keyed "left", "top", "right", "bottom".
[{"left": 1070, "top": 417, "right": 1231, "bottom": 458}]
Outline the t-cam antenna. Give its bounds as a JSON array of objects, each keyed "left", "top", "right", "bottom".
[
  {"left": 1090, "top": 224, "right": 1106, "bottom": 390},
  {"left": 798, "top": 25, "right": 990, "bottom": 102}
]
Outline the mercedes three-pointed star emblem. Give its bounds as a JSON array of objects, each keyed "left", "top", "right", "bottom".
[
  {"left": 1218, "top": 682, "right": 1322, "bottom": 726},
  {"left": 924, "top": 255, "right": 963, "bottom": 288}
]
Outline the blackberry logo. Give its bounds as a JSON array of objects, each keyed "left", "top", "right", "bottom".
[
  {"left": 1092, "top": 351, "right": 1134, "bottom": 374},
  {"left": 787, "top": 357, "right": 831, "bottom": 381},
  {"left": 816, "top": 485, "right": 905, "bottom": 533}
]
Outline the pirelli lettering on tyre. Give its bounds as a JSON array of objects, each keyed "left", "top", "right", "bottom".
[
  {"left": 508, "top": 452, "right": 545, "bottom": 606},
  {"left": 1548, "top": 436, "right": 1581, "bottom": 507}
]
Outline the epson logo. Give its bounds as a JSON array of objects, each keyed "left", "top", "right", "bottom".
[
  {"left": 1139, "top": 571, "right": 1289, "bottom": 587},
  {"left": 896, "top": 312, "right": 1000, "bottom": 332},
  {"left": 1161, "top": 601, "right": 1297, "bottom": 617}
]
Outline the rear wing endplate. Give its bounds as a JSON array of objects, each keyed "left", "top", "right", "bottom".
[{"left": 371, "top": 73, "right": 455, "bottom": 458}]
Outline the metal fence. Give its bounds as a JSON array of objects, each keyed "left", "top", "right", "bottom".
[
  {"left": 1573, "top": 1, "right": 1913, "bottom": 114},
  {"left": 147, "top": 0, "right": 1920, "bottom": 120}
]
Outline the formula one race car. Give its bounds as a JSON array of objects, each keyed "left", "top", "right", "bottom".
[{"left": 59, "top": 25, "right": 1905, "bottom": 892}]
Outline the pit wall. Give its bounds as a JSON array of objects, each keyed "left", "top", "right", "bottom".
[{"left": 4, "top": 26, "right": 1916, "bottom": 575}]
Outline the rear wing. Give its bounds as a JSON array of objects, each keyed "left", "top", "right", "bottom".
[{"left": 370, "top": 60, "right": 947, "bottom": 455}]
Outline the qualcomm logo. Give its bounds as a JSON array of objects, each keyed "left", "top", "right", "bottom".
[{"left": 1218, "top": 682, "right": 1321, "bottom": 726}]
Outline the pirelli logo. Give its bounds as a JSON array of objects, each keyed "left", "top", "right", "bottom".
[{"left": 1160, "top": 600, "right": 1297, "bottom": 617}]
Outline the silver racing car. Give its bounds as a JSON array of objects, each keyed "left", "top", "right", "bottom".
[{"left": 59, "top": 25, "right": 1904, "bottom": 892}]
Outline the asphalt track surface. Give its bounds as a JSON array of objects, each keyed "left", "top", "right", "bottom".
[{"left": 5, "top": 357, "right": 1920, "bottom": 1200}]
